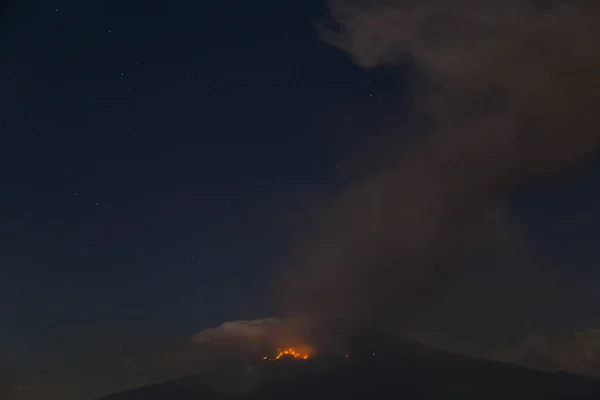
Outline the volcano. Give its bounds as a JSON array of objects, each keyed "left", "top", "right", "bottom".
[{"left": 95, "top": 340, "right": 600, "bottom": 400}]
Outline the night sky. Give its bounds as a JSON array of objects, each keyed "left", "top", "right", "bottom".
[{"left": 2, "top": 1, "right": 600, "bottom": 399}]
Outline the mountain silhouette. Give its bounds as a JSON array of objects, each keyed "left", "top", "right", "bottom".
[{"left": 96, "top": 341, "right": 600, "bottom": 400}]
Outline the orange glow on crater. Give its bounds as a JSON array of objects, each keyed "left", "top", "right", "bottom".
[{"left": 263, "top": 347, "right": 311, "bottom": 361}]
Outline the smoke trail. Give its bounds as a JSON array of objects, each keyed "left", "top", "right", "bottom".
[{"left": 279, "top": 0, "right": 600, "bottom": 349}]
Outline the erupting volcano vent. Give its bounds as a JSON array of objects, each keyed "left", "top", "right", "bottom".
[{"left": 263, "top": 347, "right": 311, "bottom": 361}]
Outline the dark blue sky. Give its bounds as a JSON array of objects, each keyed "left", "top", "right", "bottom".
[
  {"left": 1, "top": 0, "right": 599, "bottom": 398},
  {"left": 1, "top": 0, "right": 404, "bottom": 360}
]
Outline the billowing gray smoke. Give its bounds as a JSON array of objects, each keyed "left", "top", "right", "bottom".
[{"left": 279, "top": 0, "right": 600, "bottom": 351}]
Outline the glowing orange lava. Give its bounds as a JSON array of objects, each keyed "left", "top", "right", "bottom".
[{"left": 263, "top": 347, "right": 310, "bottom": 361}]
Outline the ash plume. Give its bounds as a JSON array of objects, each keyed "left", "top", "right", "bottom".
[
  {"left": 116, "top": 318, "right": 311, "bottom": 396},
  {"left": 278, "top": 0, "right": 600, "bottom": 351}
]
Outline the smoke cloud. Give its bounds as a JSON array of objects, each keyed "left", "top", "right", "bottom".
[
  {"left": 188, "top": 317, "right": 306, "bottom": 358},
  {"left": 278, "top": 0, "right": 600, "bottom": 352},
  {"left": 117, "top": 318, "right": 310, "bottom": 396}
]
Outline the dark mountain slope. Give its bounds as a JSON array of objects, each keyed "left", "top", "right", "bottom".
[{"left": 97, "top": 343, "right": 600, "bottom": 400}]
